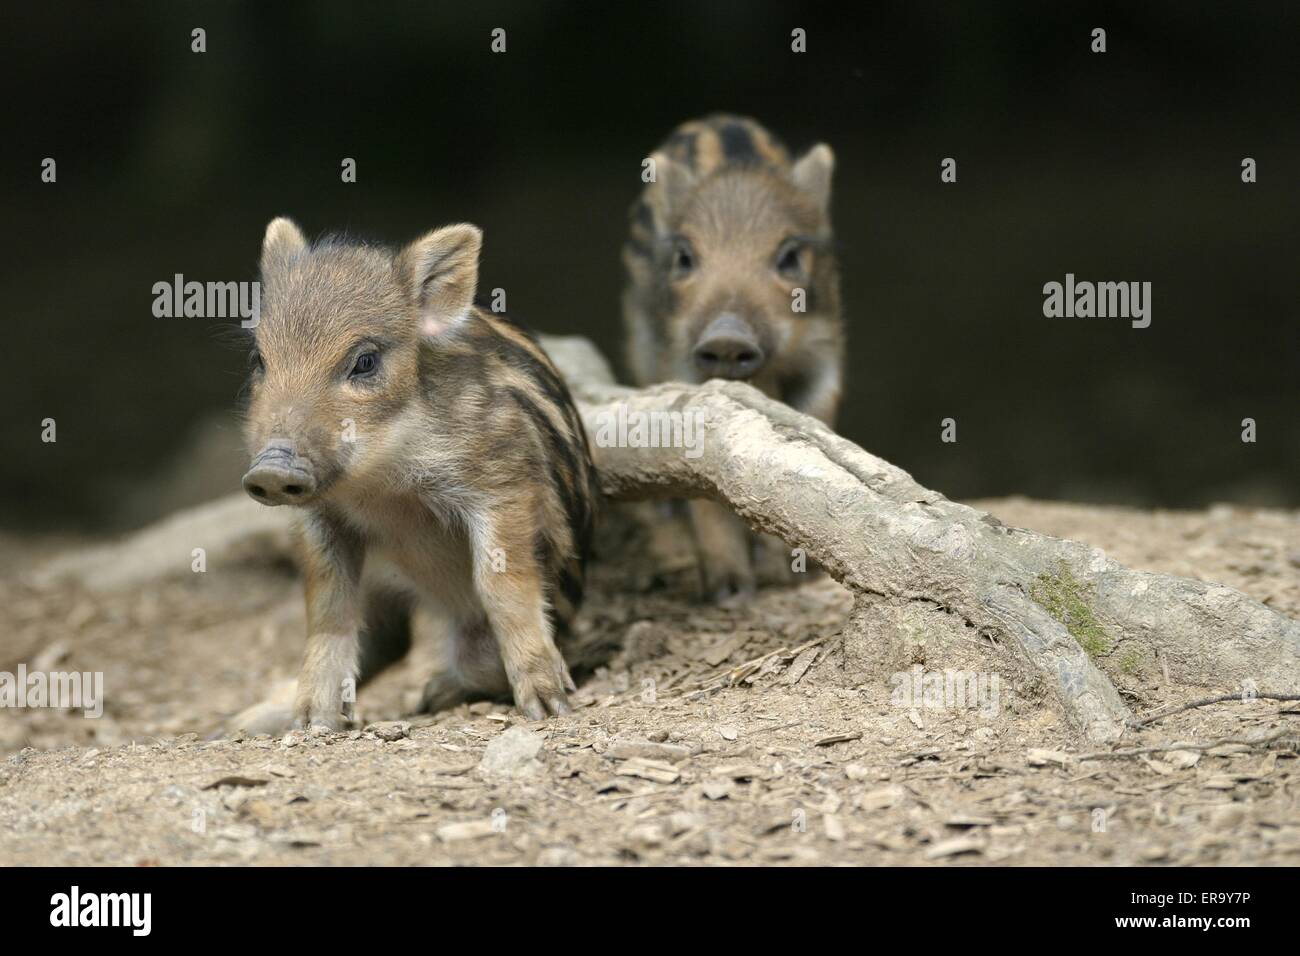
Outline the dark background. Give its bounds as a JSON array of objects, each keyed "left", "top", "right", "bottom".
[{"left": 3, "top": 1, "right": 1297, "bottom": 532}]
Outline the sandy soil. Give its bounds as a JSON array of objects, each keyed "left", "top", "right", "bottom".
[{"left": 0, "top": 497, "right": 1296, "bottom": 866}]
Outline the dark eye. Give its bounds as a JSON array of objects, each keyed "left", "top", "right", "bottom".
[
  {"left": 776, "top": 241, "right": 804, "bottom": 278},
  {"left": 671, "top": 240, "right": 696, "bottom": 276},
  {"left": 249, "top": 350, "right": 264, "bottom": 372},
  {"left": 350, "top": 351, "right": 379, "bottom": 378}
]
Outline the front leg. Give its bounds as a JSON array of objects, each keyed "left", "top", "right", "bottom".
[
  {"left": 753, "top": 532, "right": 800, "bottom": 587},
  {"left": 293, "top": 511, "right": 364, "bottom": 731},
  {"left": 470, "top": 499, "right": 574, "bottom": 720},
  {"left": 688, "top": 498, "right": 755, "bottom": 604}
]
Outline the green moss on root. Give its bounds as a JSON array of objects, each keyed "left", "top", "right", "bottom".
[
  {"left": 1116, "top": 648, "right": 1142, "bottom": 675},
  {"left": 1030, "top": 563, "right": 1111, "bottom": 657}
]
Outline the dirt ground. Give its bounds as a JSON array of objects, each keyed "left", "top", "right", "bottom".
[{"left": 0, "top": 497, "right": 1297, "bottom": 866}]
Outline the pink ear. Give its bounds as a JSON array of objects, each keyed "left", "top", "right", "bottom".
[
  {"left": 397, "top": 223, "right": 483, "bottom": 336},
  {"left": 421, "top": 315, "right": 452, "bottom": 337}
]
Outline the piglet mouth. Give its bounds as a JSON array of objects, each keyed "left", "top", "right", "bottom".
[{"left": 242, "top": 444, "right": 318, "bottom": 506}]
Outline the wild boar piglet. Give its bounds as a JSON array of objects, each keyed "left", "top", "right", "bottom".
[
  {"left": 242, "top": 217, "right": 597, "bottom": 726},
  {"left": 623, "top": 114, "right": 844, "bottom": 600}
]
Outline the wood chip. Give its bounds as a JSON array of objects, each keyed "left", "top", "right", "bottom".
[
  {"left": 782, "top": 646, "right": 819, "bottom": 685},
  {"left": 436, "top": 819, "right": 498, "bottom": 842},
  {"left": 1026, "top": 748, "right": 1072, "bottom": 767},
  {"left": 945, "top": 814, "right": 996, "bottom": 828},
  {"left": 756, "top": 814, "right": 795, "bottom": 836},
  {"left": 859, "top": 785, "right": 907, "bottom": 811},
  {"left": 430, "top": 761, "right": 478, "bottom": 776},
  {"left": 202, "top": 775, "right": 269, "bottom": 790},
  {"left": 1207, "top": 744, "right": 1253, "bottom": 756},
  {"left": 731, "top": 661, "right": 765, "bottom": 685},
  {"left": 823, "top": 814, "right": 846, "bottom": 841},
  {"left": 925, "top": 835, "right": 984, "bottom": 859},
  {"left": 816, "top": 732, "right": 862, "bottom": 747},
  {"left": 1203, "top": 772, "right": 1263, "bottom": 789},
  {"left": 700, "top": 632, "right": 750, "bottom": 667},
  {"left": 711, "top": 763, "right": 762, "bottom": 781},
  {"left": 614, "top": 758, "right": 681, "bottom": 784},
  {"left": 604, "top": 740, "right": 692, "bottom": 763}
]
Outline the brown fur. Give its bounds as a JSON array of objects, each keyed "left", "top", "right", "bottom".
[
  {"left": 622, "top": 115, "right": 845, "bottom": 599},
  {"left": 242, "top": 218, "right": 597, "bottom": 725}
]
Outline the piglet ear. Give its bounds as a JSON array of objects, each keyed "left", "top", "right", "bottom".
[
  {"left": 396, "top": 223, "right": 482, "bottom": 336},
  {"left": 791, "top": 144, "right": 835, "bottom": 213},
  {"left": 260, "top": 217, "right": 307, "bottom": 275},
  {"left": 644, "top": 151, "right": 698, "bottom": 233}
]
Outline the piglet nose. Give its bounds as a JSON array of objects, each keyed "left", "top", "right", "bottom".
[
  {"left": 693, "top": 313, "right": 765, "bottom": 380},
  {"left": 242, "top": 443, "right": 317, "bottom": 506}
]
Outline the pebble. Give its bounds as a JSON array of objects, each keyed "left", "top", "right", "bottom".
[
  {"left": 701, "top": 779, "right": 734, "bottom": 800},
  {"left": 479, "top": 726, "right": 545, "bottom": 777},
  {"left": 436, "top": 819, "right": 498, "bottom": 842},
  {"left": 604, "top": 739, "right": 691, "bottom": 763},
  {"left": 367, "top": 721, "right": 411, "bottom": 742}
]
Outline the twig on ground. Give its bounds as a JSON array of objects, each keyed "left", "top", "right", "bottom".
[
  {"left": 1127, "top": 693, "right": 1300, "bottom": 729},
  {"left": 669, "top": 636, "right": 827, "bottom": 698}
]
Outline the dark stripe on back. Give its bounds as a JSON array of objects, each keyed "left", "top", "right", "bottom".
[
  {"left": 474, "top": 309, "right": 598, "bottom": 573},
  {"left": 558, "top": 567, "right": 584, "bottom": 608},
  {"left": 492, "top": 328, "right": 593, "bottom": 483},
  {"left": 475, "top": 315, "right": 575, "bottom": 415},
  {"left": 506, "top": 386, "right": 589, "bottom": 560},
  {"left": 665, "top": 130, "right": 699, "bottom": 167},
  {"left": 718, "top": 121, "right": 758, "bottom": 163}
]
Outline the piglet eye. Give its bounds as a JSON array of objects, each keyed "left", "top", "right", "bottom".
[
  {"left": 776, "top": 241, "right": 804, "bottom": 278},
  {"left": 350, "top": 351, "right": 379, "bottom": 378},
  {"left": 671, "top": 240, "right": 696, "bottom": 276}
]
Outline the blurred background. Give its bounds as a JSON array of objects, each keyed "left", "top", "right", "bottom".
[{"left": 2, "top": 0, "right": 1297, "bottom": 533}]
